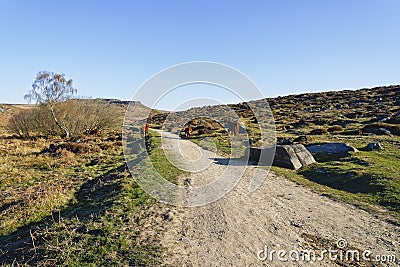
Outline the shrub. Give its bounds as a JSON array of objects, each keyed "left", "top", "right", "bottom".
[
  {"left": 8, "top": 109, "right": 35, "bottom": 138},
  {"left": 309, "top": 128, "right": 328, "bottom": 135},
  {"left": 39, "top": 142, "right": 97, "bottom": 156},
  {"left": 327, "top": 125, "right": 344, "bottom": 133},
  {"left": 8, "top": 100, "right": 121, "bottom": 138}
]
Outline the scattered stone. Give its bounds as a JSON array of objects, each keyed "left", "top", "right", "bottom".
[
  {"left": 0, "top": 106, "right": 4, "bottom": 113},
  {"left": 290, "top": 221, "right": 303, "bottom": 228},
  {"left": 362, "top": 123, "right": 399, "bottom": 136},
  {"left": 305, "top": 142, "right": 357, "bottom": 161},
  {"left": 277, "top": 137, "right": 293, "bottom": 145},
  {"left": 293, "top": 135, "right": 310, "bottom": 144},
  {"left": 363, "top": 142, "right": 382, "bottom": 151},
  {"left": 379, "top": 116, "right": 391, "bottom": 122},
  {"left": 379, "top": 128, "right": 392, "bottom": 136}
]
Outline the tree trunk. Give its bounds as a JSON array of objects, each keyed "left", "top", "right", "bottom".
[{"left": 49, "top": 102, "right": 70, "bottom": 138}]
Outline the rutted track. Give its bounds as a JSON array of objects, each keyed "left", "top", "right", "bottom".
[{"left": 158, "top": 131, "right": 399, "bottom": 266}]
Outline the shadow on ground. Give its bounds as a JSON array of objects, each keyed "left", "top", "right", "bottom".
[
  {"left": 212, "top": 157, "right": 270, "bottom": 167},
  {"left": 0, "top": 164, "right": 126, "bottom": 265}
]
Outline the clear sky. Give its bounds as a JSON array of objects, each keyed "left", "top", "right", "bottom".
[{"left": 0, "top": 0, "right": 399, "bottom": 110}]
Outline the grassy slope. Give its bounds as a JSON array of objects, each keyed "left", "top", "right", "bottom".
[
  {"left": 174, "top": 86, "right": 400, "bottom": 219},
  {"left": 0, "top": 131, "right": 182, "bottom": 266},
  {"left": 190, "top": 132, "right": 400, "bottom": 221},
  {"left": 147, "top": 132, "right": 185, "bottom": 185},
  {"left": 1, "top": 86, "right": 399, "bottom": 264}
]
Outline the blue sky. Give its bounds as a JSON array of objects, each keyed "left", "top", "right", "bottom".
[{"left": 0, "top": 0, "right": 399, "bottom": 110}]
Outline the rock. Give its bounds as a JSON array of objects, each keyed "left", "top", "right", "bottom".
[
  {"left": 291, "top": 144, "right": 316, "bottom": 166},
  {"left": 248, "top": 144, "right": 316, "bottom": 170},
  {"left": 273, "top": 146, "right": 303, "bottom": 170},
  {"left": 0, "top": 106, "right": 4, "bottom": 113},
  {"left": 247, "top": 146, "right": 275, "bottom": 166},
  {"left": 378, "top": 128, "right": 392, "bottom": 136},
  {"left": 281, "top": 139, "right": 293, "bottom": 145},
  {"left": 362, "top": 123, "right": 399, "bottom": 136},
  {"left": 293, "top": 135, "right": 310, "bottom": 144},
  {"left": 379, "top": 116, "right": 391, "bottom": 122},
  {"left": 305, "top": 142, "right": 357, "bottom": 161},
  {"left": 277, "top": 137, "right": 293, "bottom": 145},
  {"left": 363, "top": 142, "right": 382, "bottom": 151}
]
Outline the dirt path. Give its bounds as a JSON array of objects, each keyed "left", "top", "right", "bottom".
[{"left": 158, "top": 131, "right": 399, "bottom": 267}]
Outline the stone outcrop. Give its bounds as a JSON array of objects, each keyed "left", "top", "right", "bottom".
[
  {"left": 247, "top": 144, "right": 316, "bottom": 170},
  {"left": 363, "top": 142, "right": 382, "bottom": 151},
  {"left": 305, "top": 142, "right": 357, "bottom": 161}
]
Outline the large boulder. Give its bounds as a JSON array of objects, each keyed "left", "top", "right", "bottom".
[
  {"left": 247, "top": 146, "right": 275, "bottom": 166},
  {"left": 305, "top": 142, "right": 357, "bottom": 161},
  {"left": 291, "top": 144, "right": 317, "bottom": 166},
  {"left": 273, "top": 145, "right": 302, "bottom": 170},
  {"left": 248, "top": 144, "right": 316, "bottom": 170}
]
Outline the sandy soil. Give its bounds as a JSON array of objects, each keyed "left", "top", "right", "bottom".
[{"left": 157, "top": 131, "right": 399, "bottom": 267}]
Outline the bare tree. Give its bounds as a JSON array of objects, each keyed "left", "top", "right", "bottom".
[{"left": 24, "top": 71, "right": 77, "bottom": 138}]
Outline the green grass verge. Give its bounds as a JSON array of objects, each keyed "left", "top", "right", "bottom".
[
  {"left": 271, "top": 135, "right": 400, "bottom": 218},
  {"left": 189, "top": 131, "right": 400, "bottom": 218},
  {"left": 147, "top": 131, "right": 185, "bottom": 184},
  {"left": 0, "top": 131, "right": 184, "bottom": 266}
]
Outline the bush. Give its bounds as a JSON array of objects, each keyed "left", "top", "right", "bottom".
[
  {"left": 309, "top": 128, "right": 328, "bottom": 135},
  {"left": 327, "top": 125, "right": 344, "bottom": 133},
  {"left": 8, "top": 100, "right": 121, "bottom": 138},
  {"left": 8, "top": 109, "right": 35, "bottom": 138}
]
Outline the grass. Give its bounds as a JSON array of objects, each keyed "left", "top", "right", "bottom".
[
  {"left": 188, "top": 132, "right": 250, "bottom": 158},
  {"left": 270, "top": 134, "right": 400, "bottom": 219},
  {"left": 189, "top": 134, "right": 232, "bottom": 156},
  {"left": 186, "top": 125, "right": 400, "bottom": 219},
  {"left": 0, "top": 130, "right": 184, "bottom": 266},
  {"left": 185, "top": 122, "right": 400, "bottom": 219},
  {"left": 1, "top": 85, "right": 399, "bottom": 264},
  {"left": 146, "top": 131, "right": 185, "bottom": 184}
]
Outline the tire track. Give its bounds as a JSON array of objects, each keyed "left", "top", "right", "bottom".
[{"left": 159, "top": 131, "right": 399, "bottom": 267}]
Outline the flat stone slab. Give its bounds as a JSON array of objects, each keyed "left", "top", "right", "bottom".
[{"left": 305, "top": 142, "right": 357, "bottom": 161}]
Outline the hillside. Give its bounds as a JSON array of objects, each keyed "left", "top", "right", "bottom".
[
  {"left": 148, "top": 85, "right": 400, "bottom": 138},
  {"left": 0, "top": 85, "right": 399, "bottom": 266},
  {"left": 148, "top": 85, "right": 400, "bottom": 214}
]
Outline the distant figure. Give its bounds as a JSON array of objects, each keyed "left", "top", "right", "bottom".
[
  {"left": 228, "top": 121, "right": 240, "bottom": 136},
  {"left": 142, "top": 123, "right": 149, "bottom": 136},
  {"left": 184, "top": 126, "right": 193, "bottom": 138}
]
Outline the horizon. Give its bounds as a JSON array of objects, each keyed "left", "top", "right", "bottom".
[
  {"left": 1, "top": 1, "right": 399, "bottom": 110},
  {"left": 4, "top": 83, "right": 398, "bottom": 112}
]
